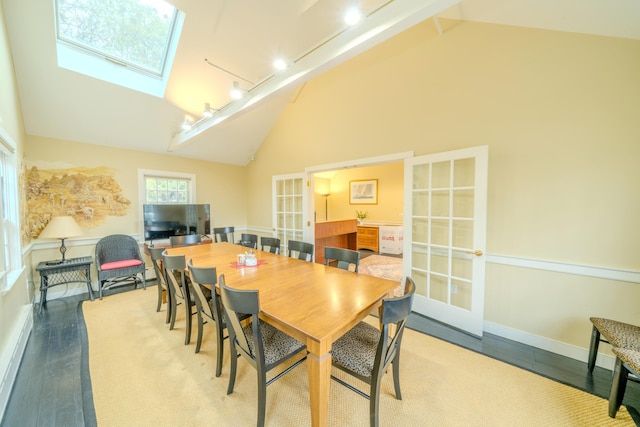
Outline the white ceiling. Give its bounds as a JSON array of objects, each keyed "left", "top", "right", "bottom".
[{"left": 4, "top": 0, "right": 639, "bottom": 166}]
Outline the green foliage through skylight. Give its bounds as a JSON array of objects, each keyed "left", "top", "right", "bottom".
[{"left": 56, "top": 0, "right": 178, "bottom": 76}]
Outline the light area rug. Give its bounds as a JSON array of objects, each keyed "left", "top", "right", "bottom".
[
  {"left": 358, "top": 255, "right": 404, "bottom": 296},
  {"left": 83, "top": 288, "right": 635, "bottom": 427}
]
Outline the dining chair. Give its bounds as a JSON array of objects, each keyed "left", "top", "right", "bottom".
[
  {"left": 260, "top": 237, "right": 281, "bottom": 254},
  {"left": 213, "top": 226, "right": 235, "bottom": 243},
  {"left": 330, "top": 277, "right": 416, "bottom": 427},
  {"left": 287, "top": 240, "right": 314, "bottom": 262},
  {"left": 169, "top": 234, "right": 202, "bottom": 247},
  {"left": 148, "top": 246, "right": 171, "bottom": 323},
  {"left": 324, "top": 246, "right": 361, "bottom": 272},
  {"left": 588, "top": 317, "right": 640, "bottom": 372},
  {"left": 218, "top": 274, "right": 307, "bottom": 427},
  {"left": 95, "top": 234, "right": 146, "bottom": 299},
  {"left": 186, "top": 259, "right": 226, "bottom": 375},
  {"left": 163, "top": 253, "right": 204, "bottom": 345},
  {"left": 238, "top": 233, "right": 258, "bottom": 249}
]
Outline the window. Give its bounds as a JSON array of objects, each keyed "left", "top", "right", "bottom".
[
  {"left": 138, "top": 169, "right": 196, "bottom": 242},
  {"left": 138, "top": 169, "right": 196, "bottom": 205},
  {"left": 55, "top": 0, "right": 184, "bottom": 97},
  {"left": 0, "top": 130, "right": 22, "bottom": 292},
  {"left": 145, "top": 176, "right": 190, "bottom": 204}
]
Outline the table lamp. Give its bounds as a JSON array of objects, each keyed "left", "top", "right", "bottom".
[{"left": 39, "top": 216, "right": 84, "bottom": 263}]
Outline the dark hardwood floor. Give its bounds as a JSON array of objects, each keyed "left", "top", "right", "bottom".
[{"left": 3, "top": 275, "right": 639, "bottom": 426}]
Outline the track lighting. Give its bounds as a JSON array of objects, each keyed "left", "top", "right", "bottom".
[
  {"left": 231, "top": 81, "right": 245, "bottom": 99},
  {"left": 273, "top": 58, "right": 288, "bottom": 71},
  {"left": 344, "top": 8, "right": 362, "bottom": 25},
  {"left": 181, "top": 117, "right": 192, "bottom": 131},
  {"left": 203, "top": 102, "right": 214, "bottom": 118}
]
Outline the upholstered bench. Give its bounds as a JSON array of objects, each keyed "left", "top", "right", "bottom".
[
  {"left": 588, "top": 317, "right": 640, "bottom": 372},
  {"left": 609, "top": 347, "right": 640, "bottom": 418}
]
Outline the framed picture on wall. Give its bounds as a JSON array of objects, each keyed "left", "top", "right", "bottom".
[{"left": 349, "top": 179, "right": 378, "bottom": 204}]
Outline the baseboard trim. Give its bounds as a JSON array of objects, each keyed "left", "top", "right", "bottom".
[
  {"left": 484, "top": 320, "right": 615, "bottom": 371},
  {"left": 0, "top": 304, "right": 33, "bottom": 421}
]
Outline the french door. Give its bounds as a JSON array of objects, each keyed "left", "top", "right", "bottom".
[
  {"left": 272, "top": 173, "right": 311, "bottom": 256},
  {"left": 404, "top": 146, "right": 488, "bottom": 336}
]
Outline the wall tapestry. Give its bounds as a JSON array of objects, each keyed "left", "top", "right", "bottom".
[{"left": 25, "top": 166, "right": 131, "bottom": 239}]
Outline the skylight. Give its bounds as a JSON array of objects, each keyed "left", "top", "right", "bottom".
[{"left": 55, "top": 0, "right": 183, "bottom": 97}]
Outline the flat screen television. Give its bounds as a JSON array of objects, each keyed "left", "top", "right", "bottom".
[{"left": 143, "top": 204, "right": 210, "bottom": 242}]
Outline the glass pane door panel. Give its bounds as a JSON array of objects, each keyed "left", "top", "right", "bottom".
[
  {"left": 412, "top": 269, "right": 428, "bottom": 297},
  {"left": 451, "top": 278, "right": 472, "bottom": 311},
  {"left": 430, "top": 274, "right": 448, "bottom": 303},
  {"left": 451, "top": 255, "right": 472, "bottom": 280},
  {"left": 431, "top": 219, "right": 450, "bottom": 246},
  {"left": 293, "top": 196, "right": 302, "bottom": 212},
  {"left": 432, "top": 161, "right": 450, "bottom": 188},
  {"left": 453, "top": 158, "right": 475, "bottom": 187},
  {"left": 430, "top": 252, "right": 448, "bottom": 275},
  {"left": 412, "top": 218, "right": 429, "bottom": 242},
  {"left": 453, "top": 189, "right": 474, "bottom": 218},
  {"left": 411, "top": 248, "right": 428, "bottom": 270},
  {"left": 431, "top": 190, "right": 450, "bottom": 217},
  {"left": 452, "top": 220, "right": 473, "bottom": 248},
  {"left": 413, "top": 164, "right": 430, "bottom": 189},
  {"left": 285, "top": 179, "right": 293, "bottom": 193},
  {"left": 413, "top": 191, "right": 429, "bottom": 216}
]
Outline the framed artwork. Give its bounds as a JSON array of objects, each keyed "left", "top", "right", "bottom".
[{"left": 349, "top": 179, "right": 378, "bottom": 204}]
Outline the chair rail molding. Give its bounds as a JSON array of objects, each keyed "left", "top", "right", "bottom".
[{"left": 486, "top": 253, "right": 640, "bottom": 284}]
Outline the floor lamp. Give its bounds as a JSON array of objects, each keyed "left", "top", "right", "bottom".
[{"left": 322, "top": 193, "right": 330, "bottom": 221}]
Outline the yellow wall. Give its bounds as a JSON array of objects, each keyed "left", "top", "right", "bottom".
[
  {"left": 247, "top": 20, "right": 640, "bottom": 351},
  {"left": 0, "top": 0, "right": 31, "bottom": 386},
  {"left": 314, "top": 163, "right": 404, "bottom": 224},
  {"left": 25, "top": 136, "right": 249, "bottom": 237}
]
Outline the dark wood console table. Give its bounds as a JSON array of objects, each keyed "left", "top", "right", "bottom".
[
  {"left": 36, "top": 256, "right": 94, "bottom": 312},
  {"left": 314, "top": 219, "right": 358, "bottom": 264}
]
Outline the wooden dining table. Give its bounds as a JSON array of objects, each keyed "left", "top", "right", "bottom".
[{"left": 165, "top": 242, "right": 399, "bottom": 427}]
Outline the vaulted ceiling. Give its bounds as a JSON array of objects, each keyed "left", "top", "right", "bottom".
[{"left": 4, "top": 0, "right": 639, "bottom": 166}]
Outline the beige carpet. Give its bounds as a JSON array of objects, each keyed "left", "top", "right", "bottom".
[{"left": 83, "top": 289, "right": 635, "bottom": 426}]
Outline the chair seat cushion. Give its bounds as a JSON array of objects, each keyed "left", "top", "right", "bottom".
[
  {"left": 243, "top": 320, "right": 305, "bottom": 365},
  {"left": 591, "top": 317, "right": 640, "bottom": 350},
  {"left": 101, "top": 259, "right": 143, "bottom": 270},
  {"left": 331, "top": 321, "right": 383, "bottom": 378}
]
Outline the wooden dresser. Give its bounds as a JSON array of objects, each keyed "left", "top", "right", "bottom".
[{"left": 357, "top": 225, "right": 379, "bottom": 253}]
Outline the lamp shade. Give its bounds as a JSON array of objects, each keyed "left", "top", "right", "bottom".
[{"left": 39, "top": 216, "right": 84, "bottom": 239}]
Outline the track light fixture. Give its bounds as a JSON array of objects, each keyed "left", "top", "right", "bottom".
[
  {"left": 273, "top": 58, "right": 288, "bottom": 71},
  {"left": 344, "top": 8, "right": 362, "bottom": 25},
  {"left": 203, "top": 102, "right": 215, "bottom": 118},
  {"left": 181, "top": 117, "right": 192, "bottom": 131},
  {"left": 231, "top": 81, "right": 245, "bottom": 99}
]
